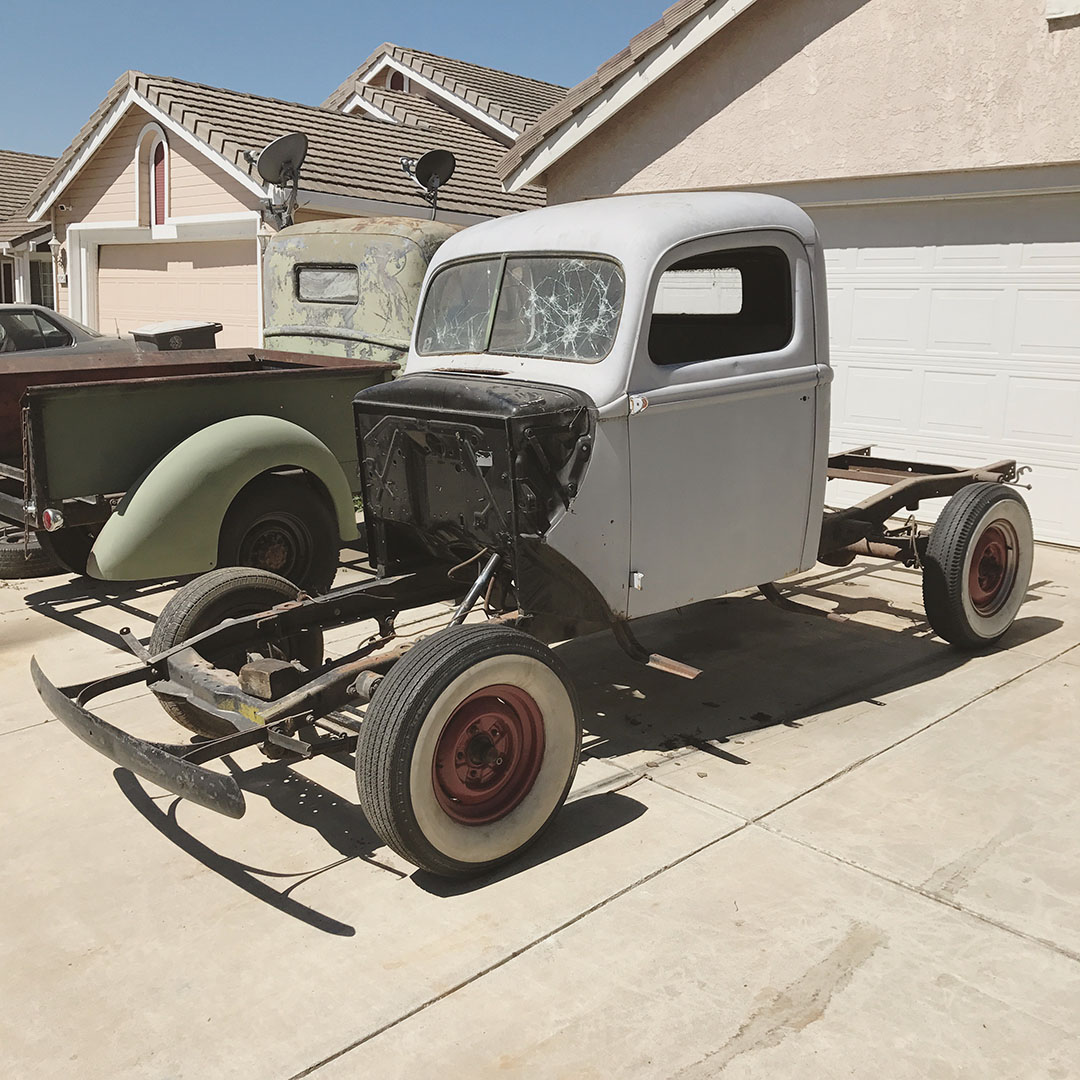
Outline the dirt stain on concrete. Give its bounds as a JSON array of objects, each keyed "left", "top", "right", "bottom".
[
  {"left": 675, "top": 921, "right": 886, "bottom": 1077},
  {"left": 922, "top": 820, "right": 1030, "bottom": 899}
]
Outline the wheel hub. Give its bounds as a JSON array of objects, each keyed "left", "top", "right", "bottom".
[
  {"left": 238, "top": 514, "right": 310, "bottom": 579},
  {"left": 968, "top": 522, "right": 1015, "bottom": 614},
  {"left": 433, "top": 684, "right": 545, "bottom": 825},
  {"left": 249, "top": 527, "right": 292, "bottom": 573}
]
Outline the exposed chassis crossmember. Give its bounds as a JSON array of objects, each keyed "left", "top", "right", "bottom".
[
  {"left": 818, "top": 447, "right": 1018, "bottom": 565},
  {"left": 32, "top": 567, "right": 466, "bottom": 818}
]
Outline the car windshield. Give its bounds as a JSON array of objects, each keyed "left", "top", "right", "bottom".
[{"left": 416, "top": 255, "right": 624, "bottom": 363}]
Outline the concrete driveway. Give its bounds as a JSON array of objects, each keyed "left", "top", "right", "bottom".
[{"left": 0, "top": 545, "right": 1077, "bottom": 1079}]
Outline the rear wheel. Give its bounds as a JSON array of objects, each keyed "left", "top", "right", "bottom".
[
  {"left": 0, "top": 525, "right": 63, "bottom": 579},
  {"left": 922, "top": 483, "right": 1033, "bottom": 648},
  {"left": 356, "top": 624, "right": 581, "bottom": 878},
  {"left": 149, "top": 567, "right": 324, "bottom": 737},
  {"left": 218, "top": 475, "right": 339, "bottom": 594}
]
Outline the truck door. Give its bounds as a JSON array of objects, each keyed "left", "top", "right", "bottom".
[{"left": 626, "top": 231, "right": 823, "bottom": 619}]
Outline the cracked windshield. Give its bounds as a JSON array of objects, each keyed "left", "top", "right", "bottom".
[{"left": 417, "top": 256, "right": 624, "bottom": 362}]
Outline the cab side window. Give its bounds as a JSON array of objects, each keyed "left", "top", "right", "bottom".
[{"left": 648, "top": 246, "right": 793, "bottom": 366}]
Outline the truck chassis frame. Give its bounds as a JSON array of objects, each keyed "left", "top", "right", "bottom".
[{"left": 32, "top": 448, "right": 1022, "bottom": 827}]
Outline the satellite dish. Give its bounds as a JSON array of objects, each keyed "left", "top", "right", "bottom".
[
  {"left": 255, "top": 133, "right": 308, "bottom": 230},
  {"left": 256, "top": 132, "right": 308, "bottom": 186},
  {"left": 414, "top": 149, "right": 456, "bottom": 194}
]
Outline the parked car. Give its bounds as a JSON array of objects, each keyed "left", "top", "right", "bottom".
[
  {"left": 33, "top": 192, "right": 1035, "bottom": 879},
  {"left": 0, "top": 304, "right": 139, "bottom": 360}
]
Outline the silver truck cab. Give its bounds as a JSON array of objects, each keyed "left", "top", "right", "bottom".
[{"left": 387, "top": 191, "right": 831, "bottom": 621}]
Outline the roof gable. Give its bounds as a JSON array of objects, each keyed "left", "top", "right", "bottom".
[
  {"left": 499, "top": 0, "right": 764, "bottom": 189},
  {"left": 323, "top": 42, "right": 567, "bottom": 142}
]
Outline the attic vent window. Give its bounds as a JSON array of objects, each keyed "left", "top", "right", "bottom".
[
  {"left": 388, "top": 70, "right": 407, "bottom": 91},
  {"left": 151, "top": 140, "right": 167, "bottom": 225}
]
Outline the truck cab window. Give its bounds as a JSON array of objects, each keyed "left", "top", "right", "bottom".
[
  {"left": 649, "top": 246, "right": 793, "bottom": 365},
  {"left": 296, "top": 264, "right": 361, "bottom": 304}
]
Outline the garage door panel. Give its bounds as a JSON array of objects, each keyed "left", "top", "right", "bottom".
[
  {"left": 1014, "top": 289, "right": 1080, "bottom": 357},
  {"left": 97, "top": 240, "right": 258, "bottom": 349},
  {"left": 927, "top": 288, "right": 1007, "bottom": 353},
  {"left": 842, "top": 364, "right": 919, "bottom": 429},
  {"left": 918, "top": 371, "right": 1004, "bottom": 438},
  {"left": 850, "top": 287, "right": 927, "bottom": 351},
  {"left": 820, "top": 194, "right": 1080, "bottom": 546},
  {"left": 933, "top": 243, "right": 1012, "bottom": 269},
  {"left": 1005, "top": 376, "right": 1080, "bottom": 446},
  {"left": 1020, "top": 241, "right": 1080, "bottom": 269}
]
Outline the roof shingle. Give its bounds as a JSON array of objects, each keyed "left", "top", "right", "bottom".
[{"left": 0, "top": 148, "right": 57, "bottom": 243}]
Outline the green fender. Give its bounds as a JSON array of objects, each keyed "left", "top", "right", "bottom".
[{"left": 86, "top": 415, "right": 358, "bottom": 581}]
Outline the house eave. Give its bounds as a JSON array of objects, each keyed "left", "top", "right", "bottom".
[{"left": 500, "top": 0, "right": 766, "bottom": 192}]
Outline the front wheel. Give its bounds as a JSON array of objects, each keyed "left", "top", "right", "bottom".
[
  {"left": 149, "top": 567, "right": 324, "bottom": 737},
  {"left": 922, "top": 483, "right": 1033, "bottom": 649},
  {"left": 356, "top": 624, "right": 581, "bottom": 878}
]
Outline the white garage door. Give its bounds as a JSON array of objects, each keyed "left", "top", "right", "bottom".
[
  {"left": 97, "top": 239, "right": 259, "bottom": 349},
  {"left": 814, "top": 193, "right": 1080, "bottom": 546}
]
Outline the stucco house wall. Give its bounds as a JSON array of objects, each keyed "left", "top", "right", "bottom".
[
  {"left": 545, "top": 0, "right": 1080, "bottom": 203},
  {"left": 531, "top": 0, "right": 1080, "bottom": 546}
]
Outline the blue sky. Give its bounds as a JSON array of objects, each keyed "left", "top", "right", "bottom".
[{"left": 1, "top": 0, "right": 667, "bottom": 157}]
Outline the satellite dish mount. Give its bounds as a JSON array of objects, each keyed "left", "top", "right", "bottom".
[
  {"left": 256, "top": 132, "right": 309, "bottom": 229},
  {"left": 400, "top": 149, "right": 456, "bottom": 220}
]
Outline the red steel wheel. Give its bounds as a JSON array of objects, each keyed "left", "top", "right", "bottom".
[
  {"left": 923, "top": 483, "right": 1033, "bottom": 648},
  {"left": 356, "top": 624, "right": 581, "bottom": 878},
  {"left": 432, "top": 685, "right": 546, "bottom": 825},
  {"left": 967, "top": 522, "right": 1017, "bottom": 615}
]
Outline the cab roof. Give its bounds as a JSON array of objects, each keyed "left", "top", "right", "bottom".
[{"left": 429, "top": 191, "right": 818, "bottom": 267}]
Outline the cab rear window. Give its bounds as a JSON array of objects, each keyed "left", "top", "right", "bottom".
[{"left": 296, "top": 264, "right": 360, "bottom": 304}]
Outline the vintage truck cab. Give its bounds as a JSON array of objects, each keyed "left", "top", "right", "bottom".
[
  {"left": 355, "top": 191, "right": 830, "bottom": 628},
  {"left": 34, "top": 193, "right": 1033, "bottom": 880}
]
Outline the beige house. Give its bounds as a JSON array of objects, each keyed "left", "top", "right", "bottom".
[
  {"left": 500, "top": 0, "right": 1080, "bottom": 547},
  {"left": 0, "top": 150, "right": 58, "bottom": 306},
  {"left": 24, "top": 46, "right": 558, "bottom": 347}
]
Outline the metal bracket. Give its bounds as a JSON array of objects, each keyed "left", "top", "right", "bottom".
[
  {"left": 611, "top": 621, "right": 702, "bottom": 680},
  {"left": 758, "top": 582, "right": 848, "bottom": 623}
]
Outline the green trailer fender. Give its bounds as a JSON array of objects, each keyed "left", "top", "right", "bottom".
[{"left": 86, "top": 415, "right": 358, "bottom": 581}]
